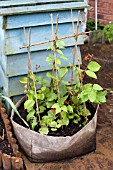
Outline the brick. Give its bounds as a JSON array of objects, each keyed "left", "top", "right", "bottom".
[{"left": 88, "top": 0, "right": 113, "bottom": 25}]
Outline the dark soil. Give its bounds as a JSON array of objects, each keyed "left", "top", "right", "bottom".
[
  {"left": 0, "top": 116, "right": 13, "bottom": 156},
  {"left": 13, "top": 100, "right": 96, "bottom": 137}
]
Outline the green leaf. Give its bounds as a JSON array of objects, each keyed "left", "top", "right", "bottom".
[
  {"left": 46, "top": 92, "right": 57, "bottom": 101},
  {"left": 59, "top": 86, "right": 67, "bottom": 97},
  {"left": 83, "top": 84, "right": 92, "bottom": 92},
  {"left": 31, "top": 117, "right": 37, "bottom": 130},
  {"left": 39, "top": 106, "right": 46, "bottom": 113},
  {"left": 36, "top": 93, "right": 45, "bottom": 100},
  {"left": 56, "top": 107, "right": 62, "bottom": 114},
  {"left": 61, "top": 105, "right": 67, "bottom": 112},
  {"left": 56, "top": 49, "right": 64, "bottom": 55},
  {"left": 58, "top": 96, "right": 68, "bottom": 106},
  {"left": 96, "top": 91, "right": 106, "bottom": 103},
  {"left": 80, "top": 94, "right": 88, "bottom": 103},
  {"left": 51, "top": 128, "right": 57, "bottom": 131},
  {"left": 56, "top": 58, "right": 61, "bottom": 65},
  {"left": 49, "top": 121, "right": 57, "bottom": 127},
  {"left": 52, "top": 103, "right": 60, "bottom": 109},
  {"left": 56, "top": 124, "right": 62, "bottom": 128},
  {"left": 93, "top": 84, "right": 103, "bottom": 91},
  {"left": 48, "top": 46, "right": 54, "bottom": 51},
  {"left": 59, "top": 40, "right": 65, "bottom": 46},
  {"left": 87, "top": 61, "right": 101, "bottom": 72},
  {"left": 68, "top": 114, "right": 74, "bottom": 119},
  {"left": 58, "top": 67, "right": 68, "bottom": 78},
  {"left": 28, "top": 90, "right": 35, "bottom": 95},
  {"left": 39, "top": 126, "right": 49, "bottom": 135},
  {"left": 46, "top": 72, "right": 56, "bottom": 79},
  {"left": 1, "top": 96, "right": 29, "bottom": 128},
  {"left": 57, "top": 117, "right": 69, "bottom": 126},
  {"left": 86, "top": 70, "right": 97, "bottom": 79},
  {"left": 41, "top": 86, "right": 46, "bottom": 91},
  {"left": 26, "top": 109, "right": 35, "bottom": 121},
  {"left": 46, "top": 54, "right": 52, "bottom": 62},
  {"left": 46, "top": 101, "right": 54, "bottom": 108},
  {"left": 62, "top": 118, "right": 69, "bottom": 126},
  {"left": 67, "top": 105, "right": 73, "bottom": 113},
  {"left": 29, "top": 73, "right": 37, "bottom": 81},
  {"left": 61, "top": 111, "right": 67, "bottom": 118},
  {"left": 60, "top": 55, "right": 68, "bottom": 60},
  {"left": 19, "top": 77, "right": 27, "bottom": 84},
  {"left": 88, "top": 90, "right": 96, "bottom": 102},
  {"left": 24, "top": 99, "right": 35, "bottom": 110}
]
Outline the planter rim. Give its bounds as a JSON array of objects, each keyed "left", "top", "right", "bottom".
[{"left": 11, "top": 95, "right": 99, "bottom": 139}]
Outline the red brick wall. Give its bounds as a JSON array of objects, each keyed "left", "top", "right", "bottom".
[{"left": 88, "top": 0, "right": 113, "bottom": 25}]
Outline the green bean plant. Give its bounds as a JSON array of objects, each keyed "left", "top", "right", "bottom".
[{"left": 20, "top": 41, "right": 107, "bottom": 135}]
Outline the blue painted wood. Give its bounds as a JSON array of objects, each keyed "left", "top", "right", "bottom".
[
  {"left": 0, "top": 65, "right": 8, "bottom": 93},
  {"left": 5, "top": 22, "right": 83, "bottom": 55},
  {"left": 4, "top": 10, "right": 84, "bottom": 29},
  {"left": 0, "top": 0, "right": 84, "bottom": 8},
  {"left": 0, "top": 17, "right": 7, "bottom": 73},
  {"left": 6, "top": 46, "right": 81, "bottom": 77},
  {"left": 8, "top": 67, "right": 78, "bottom": 97},
  {"left": 0, "top": 0, "right": 87, "bottom": 98},
  {"left": 0, "top": 2, "right": 88, "bottom": 16}
]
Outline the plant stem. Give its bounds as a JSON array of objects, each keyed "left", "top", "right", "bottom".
[
  {"left": 50, "top": 14, "right": 55, "bottom": 88},
  {"left": 83, "top": 102, "right": 88, "bottom": 123},
  {"left": 50, "top": 14, "right": 60, "bottom": 100},
  {"left": 24, "top": 27, "right": 41, "bottom": 123},
  {"left": 71, "top": 10, "right": 82, "bottom": 85}
]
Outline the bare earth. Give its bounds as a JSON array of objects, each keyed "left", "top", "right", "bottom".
[{"left": 23, "top": 43, "right": 113, "bottom": 170}]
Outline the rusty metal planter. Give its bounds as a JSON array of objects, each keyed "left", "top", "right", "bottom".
[{"left": 11, "top": 96, "right": 99, "bottom": 163}]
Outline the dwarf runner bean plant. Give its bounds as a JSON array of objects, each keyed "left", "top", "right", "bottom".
[{"left": 20, "top": 41, "right": 107, "bottom": 135}]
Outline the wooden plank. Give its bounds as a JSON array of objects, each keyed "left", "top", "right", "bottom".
[
  {"left": 5, "top": 23, "right": 83, "bottom": 55},
  {"left": 0, "top": 2, "right": 88, "bottom": 16},
  {"left": 8, "top": 65, "right": 80, "bottom": 97},
  {"left": 6, "top": 46, "right": 81, "bottom": 77},
  {"left": 0, "top": 0, "right": 84, "bottom": 8},
  {"left": 0, "top": 65, "right": 8, "bottom": 95},
  {"left": 3, "top": 10, "right": 84, "bottom": 29},
  {"left": 0, "top": 16, "right": 7, "bottom": 73}
]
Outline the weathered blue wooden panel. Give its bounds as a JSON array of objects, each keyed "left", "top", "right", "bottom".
[
  {"left": 4, "top": 10, "right": 84, "bottom": 29},
  {"left": 8, "top": 67, "right": 78, "bottom": 97},
  {"left": 0, "top": 0, "right": 84, "bottom": 8},
  {"left": 0, "top": 2, "right": 88, "bottom": 16},
  {"left": 0, "top": 0, "right": 88, "bottom": 98},
  {"left": 0, "top": 65, "right": 8, "bottom": 93},
  {"left": 7, "top": 46, "right": 81, "bottom": 77},
  {"left": 0, "top": 17, "right": 7, "bottom": 73},
  {"left": 5, "top": 23, "right": 83, "bottom": 55}
]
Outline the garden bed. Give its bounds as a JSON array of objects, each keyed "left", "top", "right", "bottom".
[{"left": 0, "top": 101, "right": 24, "bottom": 170}]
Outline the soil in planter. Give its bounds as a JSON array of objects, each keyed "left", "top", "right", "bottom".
[
  {"left": 0, "top": 116, "right": 13, "bottom": 156},
  {"left": 13, "top": 101, "right": 96, "bottom": 137}
]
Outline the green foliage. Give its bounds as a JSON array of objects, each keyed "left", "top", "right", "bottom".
[
  {"left": 86, "top": 19, "right": 104, "bottom": 31},
  {"left": 103, "top": 23, "right": 113, "bottom": 43},
  {"left": 19, "top": 41, "right": 107, "bottom": 135}
]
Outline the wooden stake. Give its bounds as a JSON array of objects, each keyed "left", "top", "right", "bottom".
[
  {"left": 12, "top": 157, "right": 23, "bottom": 170},
  {"left": 2, "top": 153, "right": 11, "bottom": 170},
  {"left": 20, "top": 31, "right": 90, "bottom": 49},
  {"left": 0, "top": 151, "right": 2, "bottom": 168}
]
